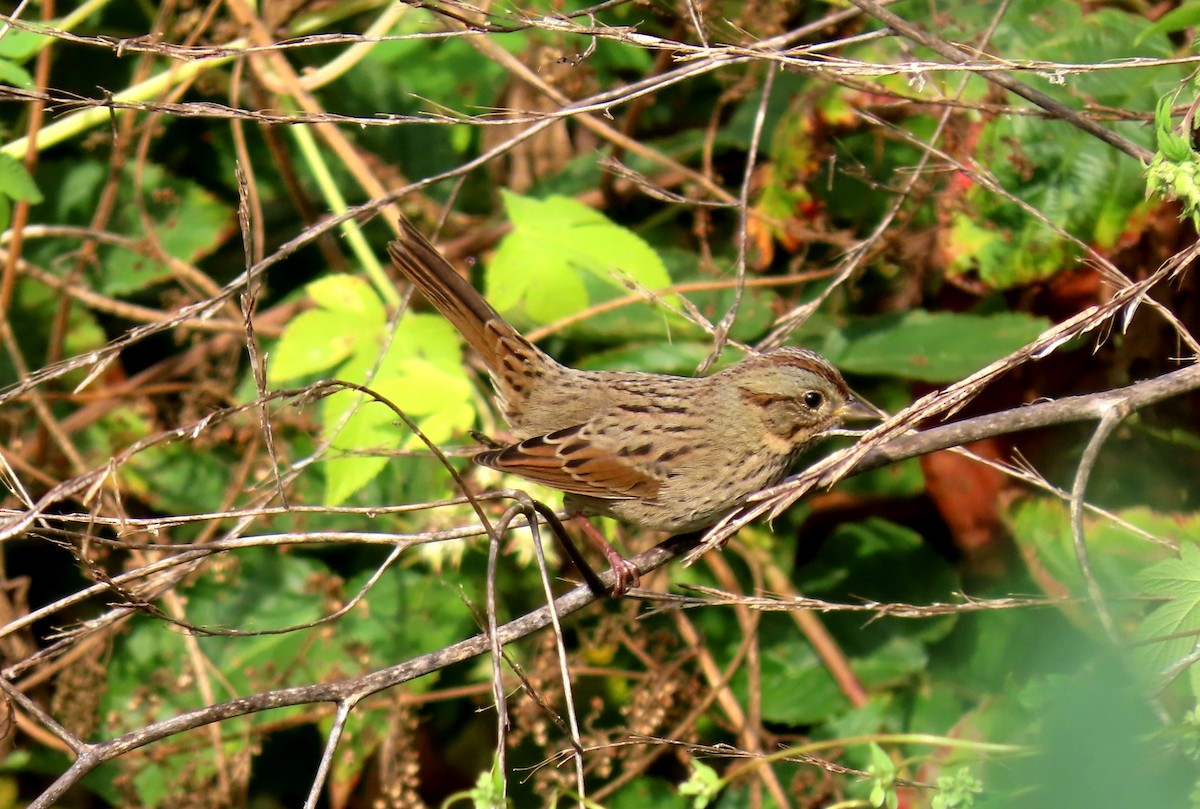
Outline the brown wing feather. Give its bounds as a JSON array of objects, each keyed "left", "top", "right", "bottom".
[{"left": 475, "top": 426, "right": 662, "bottom": 501}]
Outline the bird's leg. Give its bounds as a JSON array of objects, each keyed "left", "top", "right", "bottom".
[
  {"left": 571, "top": 515, "right": 640, "bottom": 596},
  {"left": 530, "top": 503, "right": 607, "bottom": 597}
]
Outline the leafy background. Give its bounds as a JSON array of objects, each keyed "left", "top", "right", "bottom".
[{"left": 0, "top": 0, "right": 1199, "bottom": 807}]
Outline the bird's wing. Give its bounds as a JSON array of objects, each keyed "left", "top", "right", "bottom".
[{"left": 474, "top": 424, "right": 662, "bottom": 501}]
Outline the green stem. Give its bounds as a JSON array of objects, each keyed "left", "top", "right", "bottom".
[
  {"left": 288, "top": 121, "right": 398, "bottom": 307},
  {"left": 3, "top": 49, "right": 240, "bottom": 159},
  {"left": 720, "top": 732, "right": 1028, "bottom": 787}
]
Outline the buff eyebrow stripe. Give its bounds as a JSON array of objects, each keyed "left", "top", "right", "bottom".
[{"left": 739, "top": 390, "right": 791, "bottom": 407}]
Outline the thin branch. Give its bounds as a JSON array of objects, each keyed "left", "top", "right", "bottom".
[{"left": 1070, "top": 405, "right": 1129, "bottom": 641}]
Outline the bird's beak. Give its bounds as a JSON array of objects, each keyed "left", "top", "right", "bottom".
[{"left": 839, "top": 395, "right": 880, "bottom": 422}]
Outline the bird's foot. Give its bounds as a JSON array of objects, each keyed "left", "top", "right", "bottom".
[{"left": 573, "top": 515, "right": 640, "bottom": 596}]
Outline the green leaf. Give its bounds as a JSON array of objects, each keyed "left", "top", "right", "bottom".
[
  {"left": 308, "top": 272, "right": 389, "bottom": 320},
  {"left": 933, "top": 767, "right": 983, "bottom": 809},
  {"left": 757, "top": 637, "right": 849, "bottom": 724},
  {"left": 798, "top": 518, "right": 961, "bottom": 642},
  {"left": 852, "top": 634, "right": 930, "bottom": 687},
  {"left": 270, "top": 309, "right": 364, "bottom": 380},
  {"left": 269, "top": 275, "right": 386, "bottom": 382},
  {"left": 868, "top": 743, "right": 897, "bottom": 809},
  {"left": 96, "top": 163, "right": 233, "bottom": 296},
  {"left": 1155, "top": 96, "right": 1193, "bottom": 163},
  {"left": 489, "top": 192, "right": 672, "bottom": 323},
  {"left": 3, "top": 273, "right": 105, "bottom": 388},
  {"left": 828, "top": 311, "right": 1050, "bottom": 382},
  {"left": 677, "top": 760, "right": 721, "bottom": 808},
  {"left": 311, "top": 571, "right": 469, "bottom": 799},
  {"left": 1136, "top": 1, "right": 1200, "bottom": 45},
  {"left": 869, "top": 742, "right": 894, "bottom": 775},
  {"left": 1023, "top": 502, "right": 1184, "bottom": 593},
  {"left": 0, "top": 153, "right": 42, "bottom": 203},
  {"left": 0, "top": 58, "right": 32, "bottom": 88},
  {"left": 1147, "top": 95, "right": 1200, "bottom": 227},
  {"left": 0, "top": 25, "right": 50, "bottom": 61},
  {"left": 1011, "top": 500, "right": 1184, "bottom": 642},
  {"left": 122, "top": 441, "right": 235, "bottom": 515},
  {"left": 98, "top": 550, "right": 338, "bottom": 804},
  {"left": 338, "top": 566, "right": 469, "bottom": 675},
  {"left": 1135, "top": 541, "right": 1200, "bottom": 680},
  {"left": 321, "top": 390, "right": 395, "bottom": 506},
  {"left": 375, "top": 357, "right": 475, "bottom": 441},
  {"left": 267, "top": 267, "right": 475, "bottom": 505},
  {"left": 103, "top": 551, "right": 329, "bottom": 727},
  {"left": 989, "top": 655, "right": 1193, "bottom": 808},
  {"left": 490, "top": 226, "right": 588, "bottom": 321},
  {"left": 318, "top": 312, "right": 474, "bottom": 505},
  {"left": 345, "top": 18, "right": 510, "bottom": 171},
  {"left": 575, "top": 340, "right": 719, "bottom": 375}
]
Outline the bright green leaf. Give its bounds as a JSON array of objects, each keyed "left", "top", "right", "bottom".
[
  {"left": 869, "top": 743, "right": 894, "bottom": 775},
  {"left": 306, "top": 273, "right": 387, "bottom": 321},
  {"left": 375, "top": 357, "right": 475, "bottom": 442},
  {"left": 1155, "top": 96, "right": 1193, "bottom": 163},
  {"left": 489, "top": 228, "right": 589, "bottom": 322},
  {"left": 270, "top": 309, "right": 363, "bottom": 381},
  {"left": 317, "top": 312, "right": 474, "bottom": 505},
  {"left": 388, "top": 311, "right": 467, "bottom": 368},
  {"left": 933, "top": 767, "right": 983, "bottom": 809},
  {"left": 270, "top": 276, "right": 387, "bottom": 381},
  {"left": 0, "top": 25, "right": 50, "bottom": 61},
  {"left": 677, "top": 759, "right": 721, "bottom": 808},
  {"left": 441, "top": 761, "right": 509, "bottom": 809},
  {"left": 868, "top": 743, "right": 897, "bottom": 809},
  {"left": 322, "top": 391, "right": 395, "bottom": 506},
  {"left": 489, "top": 192, "right": 671, "bottom": 323}
]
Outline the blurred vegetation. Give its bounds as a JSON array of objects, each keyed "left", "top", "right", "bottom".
[{"left": 1, "top": 0, "right": 1199, "bottom": 807}]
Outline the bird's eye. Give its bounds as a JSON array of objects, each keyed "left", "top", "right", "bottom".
[{"left": 802, "top": 391, "right": 824, "bottom": 409}]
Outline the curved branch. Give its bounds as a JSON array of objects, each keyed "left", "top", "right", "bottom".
[{"left": 1068, "top": 404, "right": 1128, "bottom": 640}]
